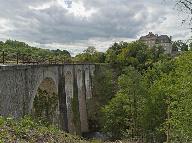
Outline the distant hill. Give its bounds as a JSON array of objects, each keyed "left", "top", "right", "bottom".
[{"left": 0, "top": 40, "right": 71, "bottom": 64}]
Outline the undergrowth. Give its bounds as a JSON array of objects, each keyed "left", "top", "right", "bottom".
[{"left": 0, "top": 116, "right": 100, "bottom": 143}]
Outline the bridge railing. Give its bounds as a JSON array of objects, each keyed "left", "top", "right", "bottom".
[
  {"left": 0, "top": 51, "right": 103, "bottom": 65},
  {"left": 0, "top": 51, "right": 73, "bottom": 65}
]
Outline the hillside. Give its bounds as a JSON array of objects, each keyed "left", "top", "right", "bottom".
[
  {"left": 0, "top": 40, "right": 71, "bottom": 64},
  {"left": 0, "top": 116, "right": 99, "bottom": 143}
]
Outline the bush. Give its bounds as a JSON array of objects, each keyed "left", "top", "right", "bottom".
[{"left": 0, "top": 116, "right": 95, "bottom": 143}]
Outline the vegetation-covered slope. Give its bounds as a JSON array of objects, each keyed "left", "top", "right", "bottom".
[
  {"left": 0, "top": 116, "right": 96, "bottom": 143},
  {"left": 0, "top": 40, "right": 71, "bottom": 63}
]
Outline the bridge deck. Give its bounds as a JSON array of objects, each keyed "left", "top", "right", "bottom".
[{"left": 0, "top": 63, "right": 99, "bottom": 70}]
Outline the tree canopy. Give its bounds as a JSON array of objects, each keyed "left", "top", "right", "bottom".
[{"left": 0, "top": 40, "right": 71, "bottom": 63}]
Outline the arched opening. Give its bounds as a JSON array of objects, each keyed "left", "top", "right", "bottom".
[{"left": 31, "top": 77, "right": 59, "bottom": 127}]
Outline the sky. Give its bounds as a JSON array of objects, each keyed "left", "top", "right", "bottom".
[{"left": 0, "top": 0, "right": 191, "bottom": 56}]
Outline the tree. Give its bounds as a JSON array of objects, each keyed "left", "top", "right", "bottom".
[
  {"left": 144, "top": 51, "right": 192, "bottom": 142},
  {"left": 189, "top": 42, "right": 192, "bottom": 50},
  {"left": 141, "top": 59, "right": 175, "bottom": 143},
  {"left": 75, "top": 46, "right": 105, "bottom": 63},
  {"left": 83, "top": 46, "right": 97, "bottom": 54},
  {"left": 172, "top": 40, "right": 188, "bottom": 52},
  {"left": 102, "top": 93, "right": 132, "bottom": 139},
  {"left": 166, "top": 51, "right": 192, "bottom": 142},
  {"left": 0, "top": 40, "right": 72, "bottom": 63},
  {"left": 171, "top": 0, "right": 192, "bottom": 26},
  {"left": 176, "top": 0, "right": 192, "bottom": 12},
  {"left": 88, "top": 65, "right": 116, "bottom": 132},
  {"left": 105, "top": 42, "right": 125, "bottom": 64},
  {"left": 102, "top": 67, "right": 146, "bottom": 139},
  {"left": 105, "top": 41, "right": 166, "bottom": 73}
]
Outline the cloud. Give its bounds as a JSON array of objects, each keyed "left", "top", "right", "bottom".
[
  {"left": 0, "top": 0, "right": 190, "bottom": 55},
  {"left": 28, "top": 37, "right": 135, "bottom": 57}
]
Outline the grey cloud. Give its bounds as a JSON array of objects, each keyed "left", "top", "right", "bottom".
[
  {"left": 0, "top": 0, "right": 189, "bottom": 55},
  {"left": 0, "top": 0, "right": 172, "bottom": 43}
]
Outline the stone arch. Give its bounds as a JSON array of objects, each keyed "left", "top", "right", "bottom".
[
  {"left": 28, "top": 67, "right": 59, "bottom": 125},
  {"left": 31, "top": 76, "right": 59, "bottom": 126},
  {"left": 29, "top": 69, "right": 59, "bottom": 113}
]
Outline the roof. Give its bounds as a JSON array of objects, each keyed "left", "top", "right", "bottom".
[
  {"left": 157, "top": 35, "right": 171, "bottom": 43},
  {"left": 139, "top": 32, "right": 171, "bottom": 43},
  {"left": 139, "top": 32, "right": 157, "bottom": 41}
]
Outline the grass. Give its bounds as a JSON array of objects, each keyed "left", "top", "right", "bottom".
[{"left": 0, "top": 116, "right": 101, "bottom": 143}]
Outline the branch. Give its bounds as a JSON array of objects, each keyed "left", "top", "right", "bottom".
[{"left": 177, "top": 0, "right": 192, "bottom": 11}]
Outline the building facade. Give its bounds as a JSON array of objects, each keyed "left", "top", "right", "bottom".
[{"left": 139, "top": 32, "right": 172, "bottom": 54}]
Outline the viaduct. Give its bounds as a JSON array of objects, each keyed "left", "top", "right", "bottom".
[{"left": 0, "top": 64, "right": 96, "bottom": 134}]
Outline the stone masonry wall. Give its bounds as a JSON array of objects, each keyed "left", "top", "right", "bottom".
[{"left": 0, "top": 64, "right": 95, "bottom": 134}]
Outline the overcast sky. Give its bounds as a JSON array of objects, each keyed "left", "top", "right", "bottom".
[{"left": 0, "top": 0, "right": 191, "bottom": 56}]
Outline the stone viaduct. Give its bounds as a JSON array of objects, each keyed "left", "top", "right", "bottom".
[{"left": 0, "top": 64, "right": 95, "bottom": 134}]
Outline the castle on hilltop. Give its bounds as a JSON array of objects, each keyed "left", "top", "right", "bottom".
[{"left": 139, "top": 32, "right": 172, "bottom": 54}]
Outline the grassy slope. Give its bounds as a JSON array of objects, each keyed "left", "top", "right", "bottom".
[
  {"left": 0, "top": 117, "right": 100, "bottom": 143},
  {"left": 0, "top": 40, "right": 71, "bottom": 63}
]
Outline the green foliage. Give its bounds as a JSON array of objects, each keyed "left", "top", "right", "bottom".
[
  {"left": 136, "top": 58, "right": 176, "bottom": 142},
  {"left": 87, "top": 65, "right": 117, "bottom": 132},
  {"left": 102, "top": 67, "right": 146, "bottom": 139},
  {"left": 73, "top": 40, "right": 182, "bottom": 142},
  {"left": 189, "top": 42, "right": 192, "bottom": 51},
  {"left": 142, "top": 51, "right": 192, "bottom": 142},
  {"left": 163, "top": 52, "right": 192, "bottom": 142},
  {"left": 101, "top": 56, "right": 176, "bottom": 142},
  {"left": 75, "top": 46, "right": 105, "bottom": 63},
  {"left": 73, "top": 38, "right": 192, "bottom": 142},
  {"left": 0, "top": 40, "right": 71, "bottom": 63},
  {"left": 0, "top": 116, "right": 93, "bottom": 143},
  {"left": 5, "top": 38, "right": 192, "bottom": 143},
  {"left": 105, "top": 42, "right": 124, "bottom": 64},
  {"left": 93, "top": 65, "right": 117, "bottom": 104},
  {"left": 102, "top": 93, "right": 131, "bottom": 139},
  {"left": 105, "top": 41, "right": 166, "bottom": 72},
  {"left": 32, "top": 89, "right": 59, "bottom": 127},
  {"left": 172, "top": 40, "right": 188, "bottom": 52},
  {"left": 144, "top": 58, "right": 175, "bottom": 86},
  {"left": 143, "top": 75, "right": 170, "bottom": 142},
  {"left": 74, "top": 41, "right": 168, "bottom": 75}
]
